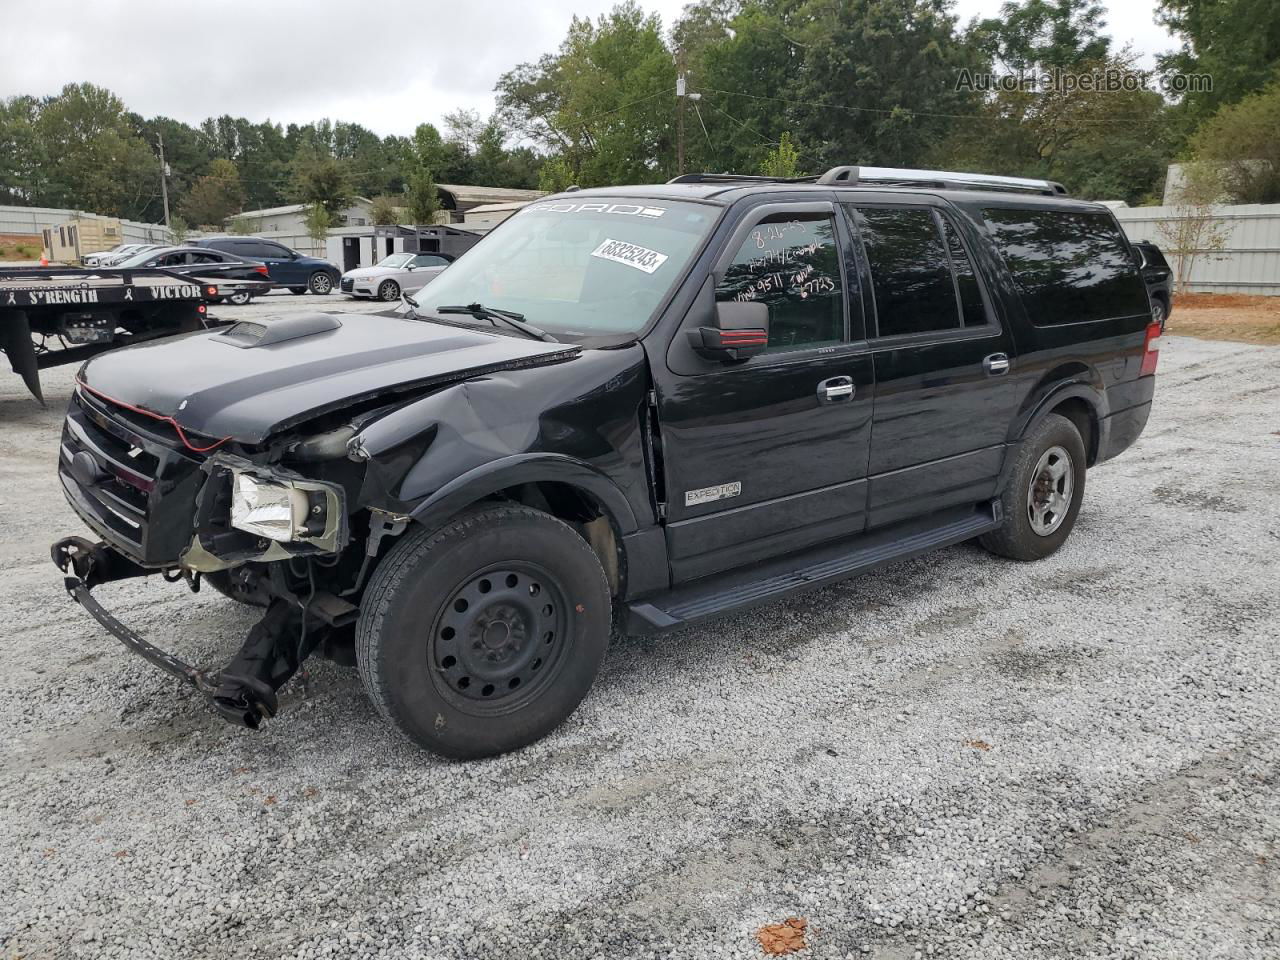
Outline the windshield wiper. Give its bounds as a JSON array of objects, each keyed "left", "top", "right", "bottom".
[{"left": 436, "top": 302, "right": 558, "bottom": 342}]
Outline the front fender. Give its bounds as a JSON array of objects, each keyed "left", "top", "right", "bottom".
[{"left": 408, "top": 453, "right": 639, "bottom": 534}]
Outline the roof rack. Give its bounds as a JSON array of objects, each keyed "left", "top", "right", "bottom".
[{"left": 668, "top": 165, "right": 1068, "bottom": 196}]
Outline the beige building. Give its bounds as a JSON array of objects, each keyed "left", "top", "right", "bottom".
[{"left": 42, "top": 216, "right": 125, "bottom": 263}]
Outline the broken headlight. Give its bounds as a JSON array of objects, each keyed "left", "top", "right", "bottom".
[{"left": 230, "top": 473, "right": 327, "bottom": 542}]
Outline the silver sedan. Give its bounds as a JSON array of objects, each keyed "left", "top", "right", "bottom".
[{"left": 339, "top": 252, "right": 453, "bottom": 301}]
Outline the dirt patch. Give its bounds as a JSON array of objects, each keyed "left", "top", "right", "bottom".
[
  {"left": 756, "top": 917, "right": 808, "bottom": 955},
  {"left": 1169, "top": 294, "right": 1280, "bottom": 345},
  {"left": 0, "top": 232, "right": 44, "bottom": 261}
]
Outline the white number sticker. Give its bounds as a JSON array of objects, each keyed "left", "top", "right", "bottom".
[{"left": 591, "top": 238, "right": 669, "bottom": 274}]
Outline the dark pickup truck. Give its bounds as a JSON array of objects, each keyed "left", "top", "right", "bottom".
[
  {"left": 1, "top": 267, "right": 210, "bottom": 404},
  {"left": 51, "top": 165, "right": 1159, "bottom": 759}
]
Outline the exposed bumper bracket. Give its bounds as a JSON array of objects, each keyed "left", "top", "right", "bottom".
[{"left": 51, "top": 536, "right": 285, "bottom": 729}]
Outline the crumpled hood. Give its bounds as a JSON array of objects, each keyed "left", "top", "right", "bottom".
[{"left": 80, "top": 312, "right": 580, "bottom": 444}]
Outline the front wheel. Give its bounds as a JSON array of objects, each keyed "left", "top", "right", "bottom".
[
  {"left": 980, "top": 413, "right": 1087, "bottom": 561},
  {"left": 308, "top": 272, "right": 333, "bottom": 295},
  {"left": 356, "top": 505, "right": 611, "bottom": 759},
  {"left": 377, "top": 279, "right": 401, "bottom": 302}
]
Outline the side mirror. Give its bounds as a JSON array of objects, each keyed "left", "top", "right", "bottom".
[{"left": 687, "top": 301, "right": 769, "bottom": 362}]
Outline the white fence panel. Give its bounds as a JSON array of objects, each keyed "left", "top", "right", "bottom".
[{"left": 1115, "top": 204, "right": 1280, "bottom": 296}]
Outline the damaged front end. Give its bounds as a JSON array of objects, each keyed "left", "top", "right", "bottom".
[{"left": 51, "top": 384, "right": 414, "bottom": 732}]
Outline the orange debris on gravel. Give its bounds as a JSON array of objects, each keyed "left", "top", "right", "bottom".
[
  {"left": 756, "top": 917, "right": 808, "bottom": 955},
  {"left": 965, "top": 739, "right": 992, "bottom": 751}
]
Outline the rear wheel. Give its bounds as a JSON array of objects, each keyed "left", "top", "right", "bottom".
[
  {"left": 356, "top": 505, "right": 611, "bottom": 759},
  {"left": 226, "top": 290, "right": 252, "bottom": 306},
  {"left": 289, "top": 287, "right": 307, "bottom": 295},
  {"left": 1150, "top": 296, "right": 1167, "bottom": 331},
  {"left": 980, "top": 413, "right": 1087, "bottom": 561},
  {"left": 308, "top": 272, "right": 333, "bottom": 295},
  {"left": 377, "top": 279, "right": 401, "bottom": 302}
]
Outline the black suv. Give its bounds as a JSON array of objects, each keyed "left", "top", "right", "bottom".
[
  {"left": 52, "top": 165, "right": 1160, "bottom": 759},
  {"left": 1132, "top": 240, "right": 1173, "bottom": 329}
]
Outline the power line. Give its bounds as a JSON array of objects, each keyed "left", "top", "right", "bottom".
[{"left": 699, "top": 84, "right": 1161, "bottom": 126}]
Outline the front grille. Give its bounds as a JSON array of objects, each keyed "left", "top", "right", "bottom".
[
  {"left": 59, "top": 389, "right": 208, "bottom": 566},
  {"left": 340, "top": 277, "right": 354, "bottom": 293}
]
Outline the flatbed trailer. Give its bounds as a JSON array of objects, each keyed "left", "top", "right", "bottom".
[{"left": 0, "top": 266, "right": 217, "bottom": 404}]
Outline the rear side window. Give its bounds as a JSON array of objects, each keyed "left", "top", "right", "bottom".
[
  {"left": 716, "top": 212, "right": 845, "bottom": 353},
  {"left": 983, "top": 209, "right": 1148, "bottom": 324},
  {"left": 852, "top": 207, "right": 961, "bottom": 337}
]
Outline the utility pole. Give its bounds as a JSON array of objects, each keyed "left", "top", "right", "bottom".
[
  {"left": 676, "top": 70, "right": 686, "bottom": 176},
  {"left": 157, "top": 132, "right": 171, "bottom": 229}
]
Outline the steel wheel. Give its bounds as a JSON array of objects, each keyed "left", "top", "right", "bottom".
[
  {"left": 378, "top": 279, "right": 400, "bottom": 302},
  {"left": 430, "top": 564, "right": 570, "bottom": 715},
  {"left": 1027, "top": 444, "right": 1073, "bottom": 536}
]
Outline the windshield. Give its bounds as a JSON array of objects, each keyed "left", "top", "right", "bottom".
[
  {"left": 419, "top": 197, "right": 718, "bottom": 339},
  {"left": 377, "top": 253, "right": 414, "bottom": 269}
]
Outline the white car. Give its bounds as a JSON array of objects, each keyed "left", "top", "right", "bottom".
[{"left": 339, "top": 252, "right": 454, "bottom": 301}]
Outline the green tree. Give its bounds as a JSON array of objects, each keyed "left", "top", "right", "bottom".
[
  {"left": 369, "top": 195, "right": 403, "bottom": 225},
  {"left": 168, "top": 215, "right": 190, "bottom": 245},
  {"left": 970, "top": 0, "right": 1110, "bottom": 70},
  {"left": 1186, "top": 80, "right": 1280, "bottom": 202},
  {"left": 760, "top": 132, "right": 802, "bottom": 178},
  {"left": 1158, "top": 0, "right": 1280, "bottom": 117},
  {"left": 497, "top": 1, "right": 677, "bottom": 185},
  {"left": 180, "top": 157, "right": 244, "bottom": 227},
  {"left": 290, "top": 145, "right": 352, "bottom": 214},
  {"left": 303, "top": 202, "right": 333, "bottom": 251},
  {"left": 405, "top": 165, "right": 441, "bottom": 224}
]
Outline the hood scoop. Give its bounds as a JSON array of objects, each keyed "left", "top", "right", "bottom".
[{"left": 216, "top": 313, "right": 343, "bottom": 348}]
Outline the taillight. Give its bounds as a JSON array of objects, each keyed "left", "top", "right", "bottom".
[
  {"left": 1140, "top": 321, "right": 1161, "bottom": 377},
  {"left": 206, "top": 285, "right": 218, "bottom": 297},
  {"left": 255, "top": 265, "right": 269, "bottom": 276},
  {"left": 197, "top": 304, "right": 207, "bottom": 314}
]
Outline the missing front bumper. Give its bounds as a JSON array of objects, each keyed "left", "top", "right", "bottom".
[{"left": 50, "top": 536, "right": 301, "bottom": 729}]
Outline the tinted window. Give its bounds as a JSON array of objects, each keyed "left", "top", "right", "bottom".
[
  {"left": 414, "top": 255, "right": 448, "bottom": 267},
  {"left": 983, "top": 209, "right": 1148, "bottom": 324},
  {"left": 939, "top": 214, "right": 989, "bottom": 327},
  {"left": 716, "top": 212, "right": 844, "bottom": 353},
  {"left": 853, "top": 207, "right": 960, "bottom": 337}
]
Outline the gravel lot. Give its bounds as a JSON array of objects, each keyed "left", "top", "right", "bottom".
[{"left": 1, "top": 297, "right": 1277, "bottom": 960}]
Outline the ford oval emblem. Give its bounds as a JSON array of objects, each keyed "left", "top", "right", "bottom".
[{"left": 70, "top": 451, "right": 104, "bottom": 487}]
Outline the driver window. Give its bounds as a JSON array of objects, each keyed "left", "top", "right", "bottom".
[{"left": 715, "top": 212, "right": 845, "bottom": 353}]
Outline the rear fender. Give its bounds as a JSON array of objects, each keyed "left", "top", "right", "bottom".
[{"left": 0, "top": 309, "right": 43, "bottom": 403}]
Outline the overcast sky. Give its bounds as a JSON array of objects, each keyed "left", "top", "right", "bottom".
[{"left": 0, "top": 0, "right": 1177, "bottom": 139}]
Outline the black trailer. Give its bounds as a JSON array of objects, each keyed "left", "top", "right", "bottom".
[{"left": 0, "top": 266, "right": 216, "bottom": 403}]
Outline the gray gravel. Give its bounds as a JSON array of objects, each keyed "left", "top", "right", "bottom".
[{"left": 1, "top": 300, "right": 1277, "bottom": 959}]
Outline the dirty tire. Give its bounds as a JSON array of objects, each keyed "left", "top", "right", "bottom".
[
  {"left": 980, "top": 412, "right": 1087, "bottom": 562},
  {"left": 377, "top": 279, "right": 400, "bottom": 302},
  {"left": 203, "top": 569, "right": 270, "bottom": 607},
  {"left": 356, "top": 505, "right": 611, "bottom": 759}
]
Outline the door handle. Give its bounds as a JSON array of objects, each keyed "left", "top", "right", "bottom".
[
  {"left": 817, "top": 376, "right": 855, "bottom": 402},
  {"left": 984, "top": 353, "right": 1011, "bottom": 376}
]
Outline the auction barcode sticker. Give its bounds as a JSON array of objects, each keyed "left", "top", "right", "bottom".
[{"left": 591, "top": 238, "right": 669, "bottom": 274}]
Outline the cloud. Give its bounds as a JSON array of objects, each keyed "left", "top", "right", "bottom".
[{"left": 0, "top": 0, "right": 1175, "bottom": 138}]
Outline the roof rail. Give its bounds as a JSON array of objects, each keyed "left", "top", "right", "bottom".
[
  {"left": 820, "top": 165, "right": 1068, "bottom": 196},
  {"left": 666, "top": 172, "right": 818, "bottom": 185},
  {"left": 668, "top": 166, "right": 1067, "bottom": 196}
]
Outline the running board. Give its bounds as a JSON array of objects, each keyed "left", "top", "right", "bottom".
[{"left": 624, "top": 501, "right": 1001, "bottom": 633}]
